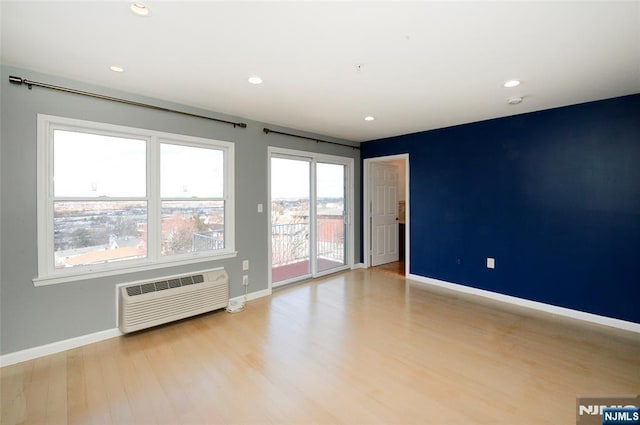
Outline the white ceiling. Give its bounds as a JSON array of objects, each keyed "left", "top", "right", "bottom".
[{"left": 2, "top": 1, "right": 639, "bottom": 143}]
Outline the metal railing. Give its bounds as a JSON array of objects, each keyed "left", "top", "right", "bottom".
[
  {"left": 271, "top": 221, "right": 344, "bottom": 266},
  {"left": 272, "top": 222, "right": 308, "bottom": 265},
  {"left": 191, "top": 222, "right": 344, "bottom": 266},
  {"left": 192, "top": 230, "right": 225, "bottom": 251},
  {"left": 317, "top": 220, "right": 345, "bottom": 264}
]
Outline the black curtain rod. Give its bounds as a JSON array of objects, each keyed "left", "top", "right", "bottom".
[
  {"left": 8, "top": 76, "right": 248, "bottom": 129},
  {"left": 263, "top": 128, "right": 359, "bottom": 150}
]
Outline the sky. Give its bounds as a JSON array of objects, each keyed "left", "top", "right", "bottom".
[
  {"left": 54, "top": 130, "right": 223, "bottom": 198},
  {"left": 54, "top": 130, "right": 345, "bottom": 201},
  {"left": 271, "top": 157, "right": 344, "bottom": 200}
]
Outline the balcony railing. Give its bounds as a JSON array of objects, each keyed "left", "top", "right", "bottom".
[
  {"left": 191, "top": 222, "right": 345, "bottom": 281},
  {"left": 317, "top": 219, "right": 345, "bottom": 264},
  {"left": 192, "top": 230, "right": 224, "bottom": 251},
  {"left": 272, "top": 222, "right": 309, "bottom": 265},
  {"left": 271, "top": 220, "right": 344, "bottom": 267}
]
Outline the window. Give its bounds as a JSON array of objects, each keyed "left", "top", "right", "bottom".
[{"left": 36, "top": 115, "right": 235, "bottom": 285}]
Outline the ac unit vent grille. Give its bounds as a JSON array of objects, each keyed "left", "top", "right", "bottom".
[
  {"left": 141, "top": 282, "right": 155, "bottom": 294},
  {"left": 126, "top": 286, "right": 142, "bottom": 296},
  {"left": 126, "top": 274, "right": 206, "bottom": 296}
]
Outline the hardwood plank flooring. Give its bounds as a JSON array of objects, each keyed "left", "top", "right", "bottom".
[{"left": 2, "top": 268, "right": 639, "bottom": 424}]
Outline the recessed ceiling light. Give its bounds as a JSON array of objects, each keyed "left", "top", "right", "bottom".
[
  {"left": 503, "top": 80, "right": 521, "bottom": 88},
  {"left": 364, "top": 116, "right": 375, "bottom": 121},
  {"left": 130, "top": 2, "right": 150, "bottom": 16},
  {"left": 507, "top": 96, "right": 523, "bottom": 105},
  {"left": 110, "top": 65, "right": 124, "bottom": 73},
  {"left": 248, "top": 76, "right": 263, "bottom": 85}
]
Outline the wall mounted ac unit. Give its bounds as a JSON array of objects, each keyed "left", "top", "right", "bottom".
[{"left": 119, "top": 268, "right": 228, "bottom": 333}]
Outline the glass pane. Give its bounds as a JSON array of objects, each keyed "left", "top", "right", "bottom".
[
  {"left": 161, "top": 144, "right": 224, "bottom": 198},
  {"left": 161, "top": 200, "right": 225, "bottom": 256},
  {"left": 54, "top": 201, "right": 147, "bottom": 269},
  {"left": 271, "top": 157, "right": 310, "bottom": 284},
  {"left": 54, "top": 130, "right": 146, "bottom": 197},
  {"left": 316, "top": 163, "right": 346, "bottom": 273}
]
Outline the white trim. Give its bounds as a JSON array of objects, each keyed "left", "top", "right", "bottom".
[
  {"left": 351, "top": 263, "right": 366, "bottom": 269},
  {"left": 2, "top": 281, "right": 269, "bottom": 367},
  {"left": 363, "top": 154, "right": 410, "bottom": 275},
  {"left": 347, "top": 157, "right": 356, "bottom": 278},
  {"left": 407, "top": 274, "right": 640, "bottom": 334},
  {"left": 0, "top": 328, "right": 122, "bottom": 367},
  {"left": 2, "top": 282, "right": 270, "bottom": 367},
  {"left": 34, "top": 251, "right": 237, "bottom": 286},
  {"left": 272, "top": 273, "right": 312, "bottom": 289},
  {"left": 267, "top": 149, "right": 273, "bottom": 290},
  {"left": 4, "top": 275, "right": 636, "bottom": 369},
  {"left": 268, "top": 146, "right": 352, "bottom": 165},
  {"left": 228, "top": 287, "right": 272, "bottom": 304},
  {"left": 315, "top": 265, "right": 351, "bottom": 278}
]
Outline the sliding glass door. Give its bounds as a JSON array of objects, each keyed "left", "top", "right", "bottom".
[
  {"left": 316, "top": 162, "right": 346, "bottom": 273},
  {"left": 270, "top": 150, "right": 351, "bottom": 287},
  {"left": 270, "top": 156, "right": 311, "bottom": 283}
]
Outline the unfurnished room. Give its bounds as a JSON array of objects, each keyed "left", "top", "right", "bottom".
[{"left": 1, "top": 1, "right": 639, "bottom": 424}]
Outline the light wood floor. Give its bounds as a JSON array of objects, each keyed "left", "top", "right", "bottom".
[{"left": 2, "top": 268, "right": 639, "bottom": 424}]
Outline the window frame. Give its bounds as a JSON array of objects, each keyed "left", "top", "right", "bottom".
[{"left": 35, "top": 114, "right": 236, "bottom": 286}]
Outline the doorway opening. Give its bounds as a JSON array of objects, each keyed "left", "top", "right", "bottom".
[{"left": 363, "top": 154, "right": 409, "bottom": 277}]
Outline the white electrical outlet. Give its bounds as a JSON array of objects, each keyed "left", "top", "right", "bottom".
[
  {"left": 242, "top": 275, "right": 249, "bottom": 286},
  {"left": 242, "top": 260, "right": 249, "bottom": 270},
  {"left": 487, "top": 257, "right": 495, "bottom": 269},
  {"left": 258, "top": 203, "right": 263, "bottom": 213}
]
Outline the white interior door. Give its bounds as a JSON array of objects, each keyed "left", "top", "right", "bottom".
[{"left": 370, "top": 162, "right": 399, "bottom": 266}]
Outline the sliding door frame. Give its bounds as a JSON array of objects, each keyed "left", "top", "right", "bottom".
[{"left": 268, "top": 147, "right": 354, "bottom": 290}]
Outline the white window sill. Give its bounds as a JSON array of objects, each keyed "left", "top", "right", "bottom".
[{"left": 33, "top": 251, "right": 238, "bottom": 287}]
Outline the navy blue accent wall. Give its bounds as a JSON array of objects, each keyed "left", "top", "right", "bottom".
[{"left": 361, "top": 94, "right": 640, "bottom": 323}]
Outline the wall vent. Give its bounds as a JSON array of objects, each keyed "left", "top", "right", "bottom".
[{"left": 118, "top": 269, "right": 228, "bottom": 333}]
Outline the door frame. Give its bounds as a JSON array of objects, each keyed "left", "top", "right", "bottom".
[
  {"left": 363, "top": 154, "right": 410, "bottom": 275},
  {"left": 268, "top": 146, "right": 355, "bottom": 291}
]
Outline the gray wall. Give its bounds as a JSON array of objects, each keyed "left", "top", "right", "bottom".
[{"left": 0, "top": 65, "right": 361, "bottom": 355}]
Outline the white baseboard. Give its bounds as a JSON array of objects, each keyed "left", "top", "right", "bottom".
[
  {"left": 0, "top": 328, "right": 122, "bottom": 368},
  {"left": 10, "top": 275, "right": 633, "bottom": 367},
  {"left": 407, "top": 274, "right": 640, "bottom": 334},
  {"left": 2, "top": 287, "right": 274, "bottom": 368},
  {"left": 351, "top": 263, "right": 366, "bottom": 269},
  {"left": 229, "top": 287, "right": 272, "bottom": 304}
]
